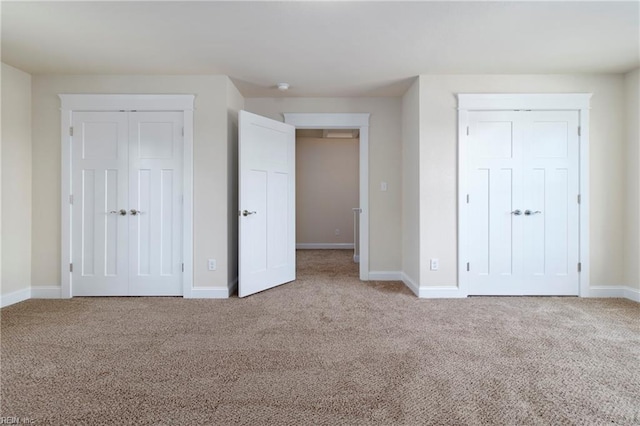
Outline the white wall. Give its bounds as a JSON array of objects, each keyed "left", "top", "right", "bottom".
[
  {"left": 31, "top": 75, "right": 239, "bottom": 294},
  {"left": 245, "top": 97, "right": 402, "bottom": 273},
  {"left": 624, "top": 68, "right": 640, "bottom": 292},
  {"left": 401, "top": 78, "right": 420, "bottom": 288},
  {"left": 1, "top": 63, "right": 32, "bottom": 304},
  {"left": 417, "top": 74, "right": 626, "bottom": 289},
  {"left": 296, "top": 136, "right": 358, "bottom": 246}
]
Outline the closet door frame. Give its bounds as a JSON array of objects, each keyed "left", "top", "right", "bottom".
[
  {"left": 60, "top": 94, "right": 195, "bottom": 298},
  {"left": 457, "top": 93, "right": 592, "bottom": 298}
]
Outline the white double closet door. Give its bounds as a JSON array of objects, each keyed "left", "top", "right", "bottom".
[
  {"left": 71, "top": 111, "right": 184, "bottom": 296},
  {"left": 467, "top": 110, "right": 580, "bottom": 295}
]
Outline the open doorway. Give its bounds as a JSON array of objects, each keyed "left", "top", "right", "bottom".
[
  {"left": 284, "top": 113, "right": 371, "bottom": 280},
  {"left": 238, "top": 111, "right": 370, "bottom": 298},
  {"left": 295, "top": 129, "right": 360, "bottom": 272}
]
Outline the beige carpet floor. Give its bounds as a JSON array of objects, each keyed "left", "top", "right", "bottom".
[{"left": 1, "top": 250, "right": 639, "bottom": 425}]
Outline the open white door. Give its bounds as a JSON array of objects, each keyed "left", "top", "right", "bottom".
[{"left": 238, "top": 110, "right": 296, "bottom": 297}]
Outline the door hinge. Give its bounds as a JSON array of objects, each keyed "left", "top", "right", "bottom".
[
  {"left": 466, "top": 194, "right": 470, "bottom": 204},
  {"left": 70, "top": 263, "right": 73, "bottom": 273},
  {"left": 69, "top": 126, "right": 74, "bottom": 136},
  {"left": 466, "top": 262, "right": 470, "bottom": 272},
  {"left": 577, "top": 194, "right": 581, "bottom": 204},
  {"left": 466, "top": 126, "right": 469, "bottom": 136},
  {"left": 578, "top": 126, "right": 581, "bottom": 137},
  {"left": 182, "top": 263, "right": 184, "bottom": 272},
  {"left": 69, "top": 194, "right": 74, "bottom": 205},
  {"left": 578, "top": 262, "right": 582, "bottom": 272}
]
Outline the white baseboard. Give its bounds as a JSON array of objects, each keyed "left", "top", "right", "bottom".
[
  {"left": 31, "top": 286, "right": 62, "bottom": 299},
  {"left": 353, "top": 255, "right": 360, "bottom": 263},
  {"left": 625, "top": 287, "right": 640, "bottom": 302},
  {"left": 588, "top": 285, "right": 640, "bottom": 302},
  {"left": 400, "top": 273, "right": 467, "bottom": 298},
  {"left": 418, "top": 286, "right": 467, "bottom": 298},
  {"left": 587, "top": 286, "right": 625, "bottom": 297},
  {"left": 296, "top": 243, "right": 354, "bottom": 250},
  {"left": 401, "top": 272, "right": 420, "bottom": 296},
  {"left": 189, "top": 287, "right": 233, "bottom": 299},
  {"left": 369, "top": 271, "right": 401, "bottom": 281},
  {"left": 1, "top": 288, "right": 31, "bottom": 308}
]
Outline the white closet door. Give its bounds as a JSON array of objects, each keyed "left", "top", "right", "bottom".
[
  {"left": 128, "top": 112, "right": 184, "bottom": 296},
  {"left": 467, "top": 111, "right": 525, "bottom": 295},
  {"left": 71, "top": 112, "right": 129, "bottom": 296},
  {"left": 521, "top": 111, "right": 580, "bottom": 295},
  {"left": 467, "top": 110, "right": 580, "bottom": 296}
]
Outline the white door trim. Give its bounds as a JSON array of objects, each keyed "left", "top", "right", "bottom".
[
  {"left": 59, "top": 94, "right": 195, "bottom": 298},
  {"left": 283, "top": 113, "right": 371, "bottom": 281},
  {"left": 457, "top": 93, "right": 592, "bottom": 298}
]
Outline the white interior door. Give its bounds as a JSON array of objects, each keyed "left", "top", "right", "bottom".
[
  {"left": 128, "top": 112, "right": 184, "bottom": 296},
  {"left": 238, "top": 110, "right": 296, "bottom": 297},
  {"left": 467, "top": 111, "right": 524, "bottom": 295},
  {"left": 467, "top": 110, "right": 579, "bottom": 295},
  {"left": 72, "top": 112, "right": 129, "bottom": 296},
  {"left": 521, "top": 111, "right": 579, "bottom": 294},
  {"left": 71, "top": 111, "right": 183, "bottom": 296}
]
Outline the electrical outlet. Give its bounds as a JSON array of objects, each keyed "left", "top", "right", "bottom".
[
  {"left": 208, "top": 259, "right": 217, "bottom": 271},
  {"left": 430, "top": 258, "right": 439, "bottom": 271},
  {"left": 335, "top": 229, "right": 341, "bottom": 236}
]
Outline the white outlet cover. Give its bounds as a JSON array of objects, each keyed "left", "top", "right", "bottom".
[{"left": 430, "top": 258, "right": 439, "bottom": 271}]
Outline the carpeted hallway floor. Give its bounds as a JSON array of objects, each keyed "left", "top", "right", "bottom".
[{"left": 1, "top": 250, "right": 639, "bottom": 425}]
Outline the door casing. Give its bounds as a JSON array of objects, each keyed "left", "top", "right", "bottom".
[
  {"left": 457, "top": 93, "right": 592, "bottom": 298},
  {"left": 59, "top": 94, "right": 195, "bottom": 298},
  {"left": 283, "top": 113, "right": 371, "bottom": 281}
]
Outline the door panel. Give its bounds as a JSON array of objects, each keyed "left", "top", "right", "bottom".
[
  {"left": 467, "top": 112, "right": 523, "bottom": 295},
  {"left": 239, "top": 110, "right": 296, "bottom": 297},
  {"left": 128, "top": 112, "right": 184, "bottom": 296},
  {"left": 244, "top": 169, "right": 268, "bottom": 274},
  {"left": 72, "top": 112, "right": 129, "bottom": 296}
]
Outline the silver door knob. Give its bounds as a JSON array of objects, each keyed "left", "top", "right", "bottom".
[
  {"left": 242, "top": 210, "right": 256, "bottom": 217},
  {"left": 524, "top": 210, "right": 542, "bottom": 216},
  {"left": 511, "top": 209, "right": 522, "bottom": 216},
  {"left": 130, "top": 209, "right": 143, "bottom": 216},
  {"left": 109, "top": 209, "right": 127, "bottom": 216}
]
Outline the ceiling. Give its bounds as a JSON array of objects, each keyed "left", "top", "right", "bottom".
[{"left": 2, "top": 1, "right": 638, "bottom": 97}]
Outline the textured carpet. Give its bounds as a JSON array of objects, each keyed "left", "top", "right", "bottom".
[{"left": 1, "top": 250, "right": 639, "bottom": 425}]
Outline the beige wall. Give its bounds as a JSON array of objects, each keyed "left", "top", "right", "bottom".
[
  {"left": 296, "top": 137, "right": 358, "bottom": 245},
  {"left": 227, "top": 81, "right": 244, "bottom": 286},
  {"left": 5, "top": 70, "right": 634, "bottom": 299},
  {"left": 1, "top": 63, "right": 32, "bottom": 298},
  {"left": 418, "top": 74, "right": 627, "bottom": 288},
  {"left": 245, "top": 97, "right": 402, "bottom": 272},
  {"left": 31, "top": 74, "right": 238, "bottom": 291},
  {"left": 401, "top": 78, "right": 420, "bottom": 285},
  {"left": 624, "top": 68, "right": 640, "bottom": 291}
]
